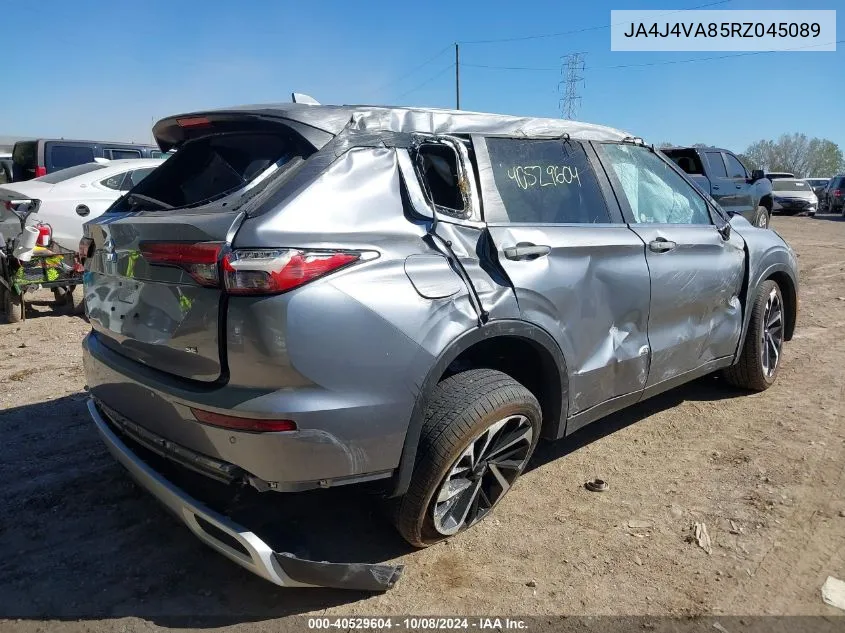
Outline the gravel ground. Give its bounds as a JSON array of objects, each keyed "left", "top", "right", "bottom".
[{"left": 1, "top": 214, "right": 844, "bottom": 631}]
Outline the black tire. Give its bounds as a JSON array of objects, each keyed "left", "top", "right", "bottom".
[
  {"left": 752, "top": 206, "right": 770, "bottom": 228},
  {"left": 723, "top": 280, "right": 784, "bottom": 391},
  {"left": 392, "top": 369, "right": 542, "bottom": 547},
  {"left": 4, "top": 289, "right": 23, "bottom": 323},
  {"left": 67, "top": 285, "right": 85, "bottom": 316}
]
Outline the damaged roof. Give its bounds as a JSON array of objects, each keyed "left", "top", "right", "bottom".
[{"left": 158, "top": 102, "right": 632, "bottom": 142}]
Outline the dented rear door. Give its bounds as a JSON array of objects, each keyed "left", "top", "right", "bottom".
[{"left": 473, "top": 135, "right": 651, "bottom": 416}]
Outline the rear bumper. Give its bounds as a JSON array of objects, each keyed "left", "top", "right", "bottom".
[
  {"left": 88, "top": 398, "right": 403, "bottom": 591},
  {"left": 82, "top": 331, "right": 403, "bottom": 489}
]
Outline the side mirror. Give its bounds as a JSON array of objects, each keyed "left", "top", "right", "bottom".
[{"left": 751, "top": 169, "right": 765, "bottom": 182}]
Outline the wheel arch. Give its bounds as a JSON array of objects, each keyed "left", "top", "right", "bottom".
[
  {"left": 735, "top": 261, "right": 798, "bottom": 359},
  {"left": 388, "top": 320, "right": 568, "bottom": 497},
  {"left": 768, "top": 270, "right": 797, "bottom": 341}
]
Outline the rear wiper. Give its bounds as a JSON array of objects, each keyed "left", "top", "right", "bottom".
[{"left": 126, "top": 193, "right": 173, "bottom": 210}]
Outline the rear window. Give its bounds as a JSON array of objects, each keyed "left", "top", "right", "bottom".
[
  {"left": 772, "top": 179, "right": 810, "bottom": 192},
  {"left": 48, "top": 144, "right": 95, "bottom": 171},
  {"left": 37, "top": 162, "right": 107, "bottom": 183},
  {"left": 121, "top": 133, "right": 299, "bottom": 211}
]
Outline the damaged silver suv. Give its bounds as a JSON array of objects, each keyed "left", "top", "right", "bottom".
[{"left": 81, "top": 100, "right": 798, "bottom": 591}]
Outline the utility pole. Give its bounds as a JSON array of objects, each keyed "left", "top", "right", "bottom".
[
  {"left": 558, "top": 52, "right": 586, "bottom": 120},
  {"left": 455, "top": 43, "right": 461, "bottom": 110}
]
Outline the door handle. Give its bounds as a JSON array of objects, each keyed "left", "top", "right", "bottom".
[
  {"left": 735, "top": 185, "right": 742, "bottom": 189},
  {"left": 503, "top": 243, "right": 552, "bottom": 261},
  {"left": 648, "top": 238, "right": 677, "bottom": 253},
  {"left": 712, "top": 184, "right": 720, "bottom": 190}
]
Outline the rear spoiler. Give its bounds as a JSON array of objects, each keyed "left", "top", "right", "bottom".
[{"left": 152, "top": 111, "right": 335, "bottom": 153}]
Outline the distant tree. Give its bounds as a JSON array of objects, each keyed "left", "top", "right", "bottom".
[
  {"left": 744, "top": 134, "right": 844, "bottom": 177},
  {"left": 737, "top": 153, "right": 759, "bottom": 171},
  {"left": 657, "top": 141, "right": 675, "bottom": 148},
  {"left": 691, "top": 143, "right": 710, "bottom": 148}
]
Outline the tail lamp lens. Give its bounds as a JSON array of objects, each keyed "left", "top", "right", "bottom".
[
  {"left": 834, "top": 189, "right": 841, "bottom": 197},
  {"left": 222, "top": 249, "right": 360, "bottom": 295},
  {"left": 139, "top": 243, "right": 363, "bottom": 294},
  {"left": 190, "top": 407, "right": 296, "bottom": 433},
  {"left": 139, "top": 242, "right": 224, "bottom": 286}
]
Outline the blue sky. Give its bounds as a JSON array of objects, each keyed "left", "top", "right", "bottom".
[{"left": 3, "top": 0, "right": 842, "bottom": 154}]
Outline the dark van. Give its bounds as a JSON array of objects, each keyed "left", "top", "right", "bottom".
[{"left": 11, "top": 139, "right": 168, "bottom": 182}]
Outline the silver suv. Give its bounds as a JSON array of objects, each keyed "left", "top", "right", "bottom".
[{"left": 81, "top": 102, "right": 798, "bottom": 591}]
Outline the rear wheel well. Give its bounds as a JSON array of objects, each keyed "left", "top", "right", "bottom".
[
  {"left": 767, "top": 271, "right": 796, "bottom": 340},
  {"left": 441, "top": 336, "right": 564, "bottom": 440},
  {"left": 759, "top": 195, "right": 772, "bottom": 212}
]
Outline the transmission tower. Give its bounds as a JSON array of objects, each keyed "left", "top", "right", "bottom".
[{"left": 558, "top": 53, "right": 586, "bottom": 120}]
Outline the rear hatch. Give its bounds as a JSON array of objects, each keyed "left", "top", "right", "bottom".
[{"left": 84, "top": 115, "right": 326, "bottom": 382}]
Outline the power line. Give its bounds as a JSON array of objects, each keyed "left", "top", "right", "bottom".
[
  {"left": 374, "top": 45, "right": 452, "bottom": 94},
  {"left": 458, "top": 0, "right": 731, "bottom": 45},
  {"left": 461, "top": 38, "right": 844, "bottom": 73},
  {"left": 559, "top": 53, "right": 586, "bottom": 119},
  {"left": 391, "top": 63, "right": 455, "bottom": 102}
]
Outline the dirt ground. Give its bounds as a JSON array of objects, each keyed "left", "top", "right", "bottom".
[{"left": 1, "top": 214, "right": 844, "bottom": 631}]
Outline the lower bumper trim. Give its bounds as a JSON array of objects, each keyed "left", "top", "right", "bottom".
[{"left": 87, "top": 399, "right": 403, "bottom": 591}]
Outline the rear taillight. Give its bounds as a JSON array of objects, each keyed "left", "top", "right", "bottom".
[
  {"left": 190, "top": 407, "right": 296, "bottom": 433},
  {"left": 222, "top": 249, "right": 360, "bottom": 295},
  {"left": 139, "top": 241, "right": 224, "bottom": 286},
  {"left": 139, "top": 243, "right": 364, "bottom": 294},
  {"left": 834, "top": 189, "right": 841, "bottom": 197},
  {"left": 176, "top": 117, "right": 212, "bottom": 128},
  {"left": 35, "top": 166, "right": 47, "bottom": 177}
]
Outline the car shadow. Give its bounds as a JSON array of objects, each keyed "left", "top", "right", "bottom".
[
  {"left": 527, "top": 373, "right": 746, "bottom": 472},
  {"left": 0, "top": 394, "right": 411, "bottom": 626},
  {"left": 810, "top": 212, "right": 844, "bottom": 222},
  {"left": 1, "top": 375, "right": 747, "bottom": 626}
]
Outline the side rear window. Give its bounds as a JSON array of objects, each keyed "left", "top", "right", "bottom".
[
  {"left": 484, "top": 138, "right": 610, "bottom": 224},
  {"left": 415, "top": 143, "right": 466, "bottom": 217},
  {"left": 120, "top": 132, "right": 301, "bottom": 210},
  {"left": 108, "top": 148, "right": 142, "bottom": 160},
  {"left": 704, "top": 151, "right": 728, "bottom": 178},
  {"left": 48, "top": 144, "right": 95, "bottom": 171}
]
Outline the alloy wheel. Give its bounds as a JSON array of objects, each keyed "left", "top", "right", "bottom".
[
  {"left": 761, "top": 287, "right": 783, "bottom": 378},
  {"left": 432, "top": 414, "right": 534, "bottom": 536}
]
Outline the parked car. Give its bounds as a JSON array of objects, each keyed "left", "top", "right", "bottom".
[
  {"left": 765, "top": 171, "right": 795, "bottom": 180},
  {"left": 819, "top": 174, "right": 845, "bottom": 214},
  {"left": 771, "top": 178, "right": 818, "bottom": 216},
  {"left": 805, "top": 177, "right": 830, "bottom": 199},
  {"left": 80, "top": 103, "right": 798, "bottom": 590},
  {"left": 662, "top": 146, "right": 773, "bottom": 227},
  {"left": 10, "top": 138, "right": 168, "bottom": 182},
  {"left": 0, "top": 159, "right": 163, "bottom": 252}
]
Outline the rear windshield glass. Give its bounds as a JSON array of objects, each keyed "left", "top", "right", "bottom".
[
  {"left": 122, "top": 133, "right": 298, "bottom": 211},
  {"left": 772, "top": 180, "right": 810, "bottom": 192},
  {"left": 37, "top": 162, "right": 107, "bottom": 183}
]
